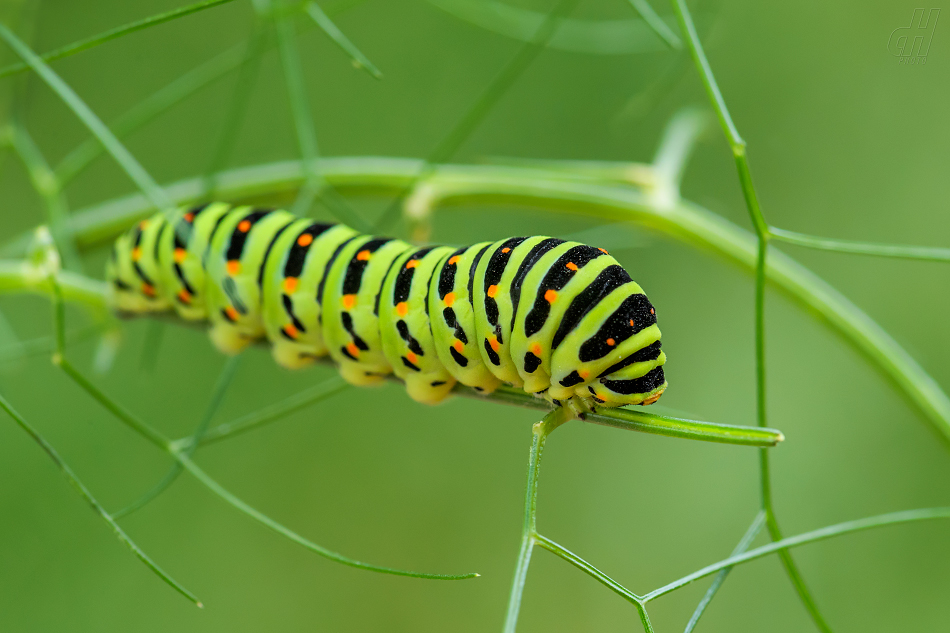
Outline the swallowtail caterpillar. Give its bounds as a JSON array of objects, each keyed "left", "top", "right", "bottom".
[{"left": 107, "top": 203, "right": 667, "bottom": 415}]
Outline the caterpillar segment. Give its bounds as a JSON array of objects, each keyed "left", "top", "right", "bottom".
[
  {"left": 324, "top": 234, "right": 412, "bottom": 386},
  {"left": 261, "top": 219, "right": 359, "bottom": 369},
  {"left": 428, "top": 243, "right": 503, "bottom": 396},
  {"left": 107, "top": 204, "right": 667, "bottom": 411}
]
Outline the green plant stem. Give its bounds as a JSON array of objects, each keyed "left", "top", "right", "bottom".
[
  {"left": 482, "top": 385, "right": 784, "bottom": 446},
  {"left": 0, "top": 0, "right": 238, "bottom": 79},
  {"left": 644, "top": 506, "right": 950, "bottom": 601},
  {"left": 535, "top": 534, "right": 641, "bottom": 605},
  {"left": 0, "top": 24, "right": 172, "bottom": 211},
  {"left": 684, "top": 511, "right": 765, "bottom": 632},
  {"left": 0, "top": 391, "right": 203, "bottom": 607},
  {"left": 114, "top": 355, "right": 241, "bottom": 519},
  {"left": 0, "top": 260, "right": 110, "bottom": 322},
  {"left": 502, "top": 408, "right": 570, "bottom": 633},
  {"left": 768, "top": 227, "right": 950, "bottom": 262},
  {"left": 670, "top": 0, "right": 829, "bottom": 627}
]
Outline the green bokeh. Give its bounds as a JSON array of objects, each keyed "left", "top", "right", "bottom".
[{"left": 1, "top": 1, "right": 948, "bottom": 631}]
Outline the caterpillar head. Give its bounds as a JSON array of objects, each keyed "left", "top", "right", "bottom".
[{"left": 548, "top": 282, "right": 667, "bottom": 410}]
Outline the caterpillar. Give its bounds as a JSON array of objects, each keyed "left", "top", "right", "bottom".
[{"left": 106, "top": 202, "right": 667, "bottom": 414}]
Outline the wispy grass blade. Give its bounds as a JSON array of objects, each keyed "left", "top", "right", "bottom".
[
  {"left": 375, "top": 0, "right": 581, "bottom": 231},
  {"left": 203, "top": 24, "right": 269, "bottom": 196},
  {"left": 114, "top": 355, "right": 241, "bottom": 519},
  {"left": 0, "top": 0, "right": 238, "bottom": 79},
  {"left": 176, "top": 451, "right": 479, "bottom": 580},
  {"left": 683, "top": 511, "right": 765, "bottom": 632},
  {"left": 627, "top": 0, "right": 681, "bottom": 49},
  {"left": 0, "top": 24, "right": 172, "bottom": 211},
  {"left": 195, "top": 374, "right": 349, "bottom": 446},
  {"left": 304, "top": 1, "right": 382, "bottom": 79},
  {"left": 0, "top": 392, "right": 202, "bottom": 606},
  {"left": 644, "top": 506, "right": 950, "bottom": 601},
  {"left": 56, "top": 43, "right": 248, "bottom": 186},
  {"left": 272, "top": 11, "right": 370, "bottom": 229},
  {"left": 425, "top": 0, "right": 674, "bottom": 56}
]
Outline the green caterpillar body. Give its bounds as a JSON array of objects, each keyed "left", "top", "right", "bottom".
[{"left": 107, "top": 203, "right": 667, "bottom": 411}]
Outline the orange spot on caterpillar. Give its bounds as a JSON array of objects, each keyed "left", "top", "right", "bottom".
[
  {"left": 629, "top": 319, "right": 635, "bottom": 327},
  {"left": 396, "top": 302, "right": 408, "bottom": 317},
  {"left": 177, "top": 289, "right": 191, "bottom": 303},
  {"left": 650, "top": 308, "right": 655, "bottom": 315},
  {"left": 342, "top": 294, "right": 357, "bottom": 310},
  {"left": 238, "top": 220, "right": 252, "bottom": 232},
  {"left": 487, "top": 285, "right": 498, "bottom": 298},
  {"left": 138, "top": 220, "right": 148, "bottom": 230},
  {"left": 141, "top": 283, "right": 156, "bottom": 297},
  {"left": 297, "top": 233, "right": 314, "bottom": 247},
  {"left": 225, "top": 306, "right": 240, "bottom": 321},
  {"left": 405, "top": 259, "right": 419, "bottom": 269},
  {"left": 544, "top": 289, "right": 558, "bottom": 303},
  {"left": 183, "top": 212, "right": 195, "bottom": 223},
  {"left": 448, "top": 255, "right": 460, "bottom": 266},
  {"left": 453, "top": 340, "right": 465, "bottom": 353},
  {"left": 283, "top": 324, "right": 299, "bottom": 339},
  {"left": 606, "top": 338, "right": 616, "bottom": 346},
  {"left": 283, "top": 277, "right": 299, "bottom": 294},
  {"left": 346, "top": 342, "right": 360, "bottom": 358},
  {"left": 131, "top": 247, "right": 142, "bottom": 262},
  {"left": 444, "top": 292, "right": 456, "bottom": 307},
  {"left": 406, "top": 351, "right": 418, "bottom": 364},
  {"left": 356, "top": 249, "right": 371, "bottom": 261},
  {"left": 566, "top": 262, "right": 578, "bottom": 271},
  {"left": 227, "top": 260, "right": 241, "bottom": 276},
  {"left": 501, "top": 247, "right": 511, "bottom": 253},
  {"left": 598, "top": 248, "right": 608, "bottom": 254},
  {"left": 579, "top": 369, "right": 589, "bottom": 380},
  {"left": 530, "top": 342, "right": 542, "bottom": 356},
  {"left": 489, "top": 335, "right": 500, "bottom": 353},
  {"left": 173, "top": 248, "right": 187, "bottom": 263}
]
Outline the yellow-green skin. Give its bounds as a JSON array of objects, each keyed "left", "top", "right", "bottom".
[{"left": 107, "top": 204, "right": 667, "bottom": 411}]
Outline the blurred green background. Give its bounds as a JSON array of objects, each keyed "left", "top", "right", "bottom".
[{"left": 1, "top": 0, "right": 948, "bottom": 631}]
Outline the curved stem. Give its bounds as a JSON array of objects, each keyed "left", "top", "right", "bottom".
[{"left": 0, "top": 392, "right": 202, "bottom": 607}]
